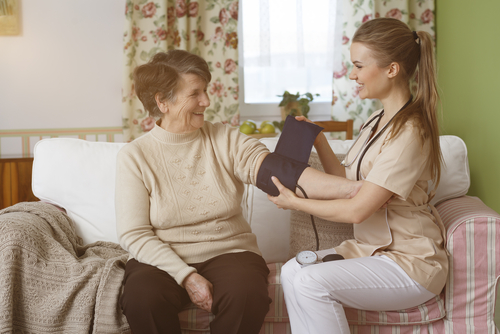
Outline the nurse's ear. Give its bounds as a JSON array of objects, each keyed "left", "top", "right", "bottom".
[
  {"left": 387, "top": 62, "right": 401, "bottom": 79},
  {"left": 155, "top": 93, "right": 169, "bottom": 114}
]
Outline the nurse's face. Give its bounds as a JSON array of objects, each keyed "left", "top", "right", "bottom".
[{"left": 349, "top": 42, "right": 391, "bottom": 101}]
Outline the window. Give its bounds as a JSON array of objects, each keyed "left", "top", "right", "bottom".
[{"left": 238, "top": 0, "right": 342, "bottom": 121}]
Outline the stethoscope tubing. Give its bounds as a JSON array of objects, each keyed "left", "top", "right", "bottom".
[{"left": 343, "top": 97, "right": 413, "bottom": 181}]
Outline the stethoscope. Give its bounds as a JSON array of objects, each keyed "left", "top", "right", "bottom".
[{"left": 341, "top": 96, "right": 413, "bottom": 181}]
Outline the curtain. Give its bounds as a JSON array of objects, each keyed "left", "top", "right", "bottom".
[
  {"left": 332, "top": 0, "right": 435, "bottom": 136},
  {"left": 122, "top": 0, "right": 240, "bottom": 141}
]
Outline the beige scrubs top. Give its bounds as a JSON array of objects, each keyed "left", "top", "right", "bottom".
[{"left": 334, "top": 110, "right": 448, "bottom": 295}]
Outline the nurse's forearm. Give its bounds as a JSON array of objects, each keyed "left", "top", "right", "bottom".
[
  {"left": 296, "top": 167, "right": 361, "bottom": 200},
  {"left": 288, "top": 180, "right": 393, "bottom": 224},
  {"left": 314, "top": 134, "right": 346, "bottom": 177}
]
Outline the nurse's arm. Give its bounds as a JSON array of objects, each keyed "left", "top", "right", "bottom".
[
  {"left": 313, "top": 131, "right": 346, "bottom": 177},
  {"left": 295, "top": 166, "right": 361, "bottom": 200},
  {"left": 268, "top": 177, "right": 393, "bottom": 225},
  {"left": 253, "top": 152, "right": 359, "bottom": 201}
]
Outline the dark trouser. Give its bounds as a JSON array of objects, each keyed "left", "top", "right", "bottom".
[{"left": 120, "top": 251, "right": 271, "bottom": 334}]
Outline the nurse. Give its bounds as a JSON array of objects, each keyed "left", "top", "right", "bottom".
[{"left": 268, "top": 18, "right": 448, "bottom": 333}]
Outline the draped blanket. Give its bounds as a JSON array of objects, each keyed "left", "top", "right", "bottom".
[{"left": 0, "top": 202, "right": 131, "bottom": 334}]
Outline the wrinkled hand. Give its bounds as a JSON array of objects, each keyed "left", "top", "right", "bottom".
[
  {"left": 267, "top": 176, "right": 299, "bottom": 210},
  {"left": 184, "top": 273, "right": 213, "bottom": 313}
]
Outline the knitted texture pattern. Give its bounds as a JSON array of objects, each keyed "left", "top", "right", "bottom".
[
  {"left": 0, "top": 202, "right": 131, "bottom": 334},
  {"left": 115, "top": 122, "right": 268, "bottom": 285},
  {"left": 289, "top": 152, "right": 354, "bottom": 259}
]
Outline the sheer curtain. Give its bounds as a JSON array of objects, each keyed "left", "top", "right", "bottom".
[{"left": 241, "top": 0, "right": 342, "bottom": 105}]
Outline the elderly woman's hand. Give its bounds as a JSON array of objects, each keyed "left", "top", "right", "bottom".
[
  {"left": 267, "top": 176, "right": 299, "bottom": 210},
  {"left": 184, "top": 273, "right": 213, "bottom": 312}
]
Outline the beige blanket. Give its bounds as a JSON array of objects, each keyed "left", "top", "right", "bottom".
[{"left": 0, "top": 202, "right": 131, "bottom": 334}]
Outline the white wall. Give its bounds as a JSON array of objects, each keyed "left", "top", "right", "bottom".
[{"left": 0, "top": 0, "right": 125, "bottom": 130}]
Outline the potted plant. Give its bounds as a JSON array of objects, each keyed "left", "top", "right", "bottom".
[{"left": 273, "top": 91, "right": 319, "bottom": 132}]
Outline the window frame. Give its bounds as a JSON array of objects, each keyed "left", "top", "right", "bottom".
[{"left": 237, "top": 2, "right": 333, "bottom": 123}]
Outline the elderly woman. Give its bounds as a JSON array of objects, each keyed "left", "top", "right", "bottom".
[{"left": 115, "top": 50, "right": 272, "bottom": 334}]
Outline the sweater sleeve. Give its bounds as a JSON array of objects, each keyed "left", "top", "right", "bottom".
[
  {"left": 220, "top": 124, "right": 270, "bottom": 186},
  {"left": 115, "top": 145, "right": 196, "bottom": 286}
]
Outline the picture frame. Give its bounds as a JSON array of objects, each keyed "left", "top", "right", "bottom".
[{"left": 0, "top": 0, "right": 19, "bottom": 36}]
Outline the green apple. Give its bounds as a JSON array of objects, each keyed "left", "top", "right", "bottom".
[
  {"left": 239, "top": 123, "right": 255, "bottom": 135},
  {"left": 243, "top": 120, "right": 257, "bottom": 131},
  {"left": 260, "top": 123, "right": 275, "bottom": 134}
]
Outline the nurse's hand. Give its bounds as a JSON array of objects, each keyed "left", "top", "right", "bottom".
[
  {"left": 184, "top": 273, "right": 213, "bottom": 313},
  {"left": 295, "top": 116, "right": 323, "bottom": 146},
  {"left": 267, "top": 176, "right": 299, "bottom": 210}
]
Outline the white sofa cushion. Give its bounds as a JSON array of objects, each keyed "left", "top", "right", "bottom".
[
  {"left": 32, "top": 138, "right": 126, "bottom": 245},
  {"left": 430, "top": 135, "right": 470, "bottom": 206}
]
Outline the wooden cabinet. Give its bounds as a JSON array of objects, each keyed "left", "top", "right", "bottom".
[{"left": 1, "top": 155, "right": 39, "bottom": 210}]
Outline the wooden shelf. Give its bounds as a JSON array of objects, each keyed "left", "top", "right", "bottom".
[{"left": 0, "top": 156, "right": 39, "bottom": 209}]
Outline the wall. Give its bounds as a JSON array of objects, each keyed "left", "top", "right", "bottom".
[
  {"left": 436, "top": 0, "right": 500, "bottom": 327},
  {"left": 0, "top": 0, "right": 126, "bottom": 157},
  {"left": 436, "top": 0, "right": 500, "bottom": 213}
]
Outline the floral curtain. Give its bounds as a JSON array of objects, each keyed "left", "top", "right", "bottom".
[
  {"left": 332, "top": 0, "right": 435, "bottom": 137},
  {"left": 122, "top": 0, "right": 240, "bottom": 141}
]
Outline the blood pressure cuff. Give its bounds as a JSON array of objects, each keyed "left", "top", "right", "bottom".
[{"left": 256, "top": 116, "right": 323, "bottom": 196}]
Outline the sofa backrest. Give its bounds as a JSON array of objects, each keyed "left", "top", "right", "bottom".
[
  {"left": 32, "top": 138, "right": 126, "bottom": 245},
  {"left": 32, "top": 135, "right": 469, "bottom": 263}
]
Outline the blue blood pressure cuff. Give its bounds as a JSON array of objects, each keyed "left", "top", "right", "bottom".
[{"left": 256, "top": 116, "right": 323, "bottom": 196}]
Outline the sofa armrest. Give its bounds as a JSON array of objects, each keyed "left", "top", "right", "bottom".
[{"left": 436, "top": 196, "right": 500, "bottom": 331}]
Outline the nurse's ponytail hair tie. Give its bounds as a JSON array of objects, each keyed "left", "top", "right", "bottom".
[{"left": 413, "top": 31, "right": 420, "bottom": 45}]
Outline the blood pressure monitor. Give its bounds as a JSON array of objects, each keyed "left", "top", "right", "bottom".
[{"left": 295, "top": 250, "right": 318, "bottom": 266}]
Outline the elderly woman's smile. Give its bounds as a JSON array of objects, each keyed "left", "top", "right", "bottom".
[{"left": 159, "top": 73, "right": 210, "bottom": 134}]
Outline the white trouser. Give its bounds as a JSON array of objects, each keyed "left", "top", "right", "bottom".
[{"left": 281, "top": 249, "right": 436, "bottom": 334}]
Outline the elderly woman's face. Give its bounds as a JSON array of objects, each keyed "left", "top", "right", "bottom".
[{"left": 159, "top": 73, "right": 210, "bottom": 133}]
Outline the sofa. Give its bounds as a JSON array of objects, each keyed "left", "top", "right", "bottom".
[{"left": 0, "top": 134, "right": 498, "bottom": 333}]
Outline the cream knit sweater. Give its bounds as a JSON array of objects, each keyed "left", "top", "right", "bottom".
[{"left": 115, "top": 121, "right": 269, "bottom": 286}]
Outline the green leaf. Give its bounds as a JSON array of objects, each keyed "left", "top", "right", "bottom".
[
  {"left": 273, "top": 120, "right": 285, "bottom": 132},
  {"left": 210, "top": 16, "right": 220, "bottom": 24},
  {"left": 140, "top": 50, "right": 150, "bottom": 62},
  {"left": 205, "top": 109, "right": 216, "bottom": 121},
  {"left": 298, "top": 98, "right": 309, "bottom": 105},
  {"left": 224, "top": 103, "right": 239, "bottom": 117},
  {"left": 214, "top": 102, "right": 221, "bottom": 112}
]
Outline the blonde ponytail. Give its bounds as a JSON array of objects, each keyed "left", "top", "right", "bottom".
[{"left": 352, "top": 18, "right": 442, "bottom": 186}]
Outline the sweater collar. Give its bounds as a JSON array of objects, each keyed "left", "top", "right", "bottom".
[{"left": 150, "top": 120, "right": 201, "bottom": 144}]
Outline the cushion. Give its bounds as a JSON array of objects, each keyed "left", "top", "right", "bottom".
[
  {"left": 242, "top": 138, "right": 291, "bottom": 263},
  {"left": 32, "top": 138, "right": 126, "bottom": 245},
  {"left": 429, "top": 135, "right": 470, "bottom": 205},
  {"left": 288, "top": 152, "right": 353, "bottom": 259}
]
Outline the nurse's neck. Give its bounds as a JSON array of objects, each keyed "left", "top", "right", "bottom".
[{"left": 380, "top": 87, "right": 412, "bottom": 119}]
